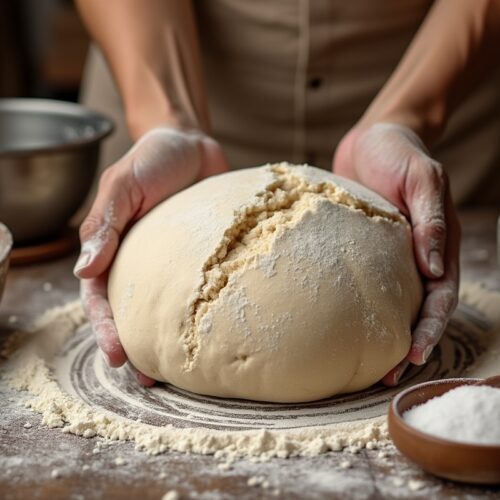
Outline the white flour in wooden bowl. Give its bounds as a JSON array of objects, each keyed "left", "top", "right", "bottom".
[{"left": 403, "top": 385, "right": 500, "bottom": 445}]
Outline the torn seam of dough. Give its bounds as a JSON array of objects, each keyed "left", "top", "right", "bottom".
[{"left": 183, "top": 163, "right": 406, "bottom": 371}]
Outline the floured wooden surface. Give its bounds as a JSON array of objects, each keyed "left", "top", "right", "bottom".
[
  {"left": 3, "top": 284, "right": 500, "bottom": 462},
  {"left": 1, "top": 209, "right": 500, "bottom": 499},
  {"left": 1, "top": 374, "right": 499, "bottom": 499}
]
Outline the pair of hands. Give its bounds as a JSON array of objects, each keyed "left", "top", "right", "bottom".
[{"left": 74, "top": 123, "right": 460, "bottom": 387}]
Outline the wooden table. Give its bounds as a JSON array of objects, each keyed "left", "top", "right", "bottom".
[{"left": 1, "top": 209, "right": 499, "bottom": 500}]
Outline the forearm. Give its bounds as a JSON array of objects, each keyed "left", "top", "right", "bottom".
[
  {"left": 361, "top": 0, "right": 500, "bottom": 145},
  {"left": 76, "top": 0, "right": 209, "bottom": 140}
]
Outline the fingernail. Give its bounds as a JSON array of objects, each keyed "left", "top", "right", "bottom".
[
  {"left": 73, "top": 251, "right": 91, "bottom": 276},
  {"left": 422, "top": 345, "right": 434, "bottom": 363},
  {"left": 429, "top": 250, "right": 444, "bottom": 278}
]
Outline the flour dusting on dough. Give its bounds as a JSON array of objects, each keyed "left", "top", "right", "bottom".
[{"left": 183, "top": 164, "right": 405, "bottom": 370}]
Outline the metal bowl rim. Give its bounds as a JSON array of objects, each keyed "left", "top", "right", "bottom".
[{"left": 0, "top": 98, "right": 114, "bottom": 157}]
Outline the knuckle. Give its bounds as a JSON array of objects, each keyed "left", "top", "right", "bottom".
[
  {"left": 425, "top": 283, "right": 458, "bottom": 320},
  {"left": 445, "top": 283, "right": 459, "bottom": 313},
  {"left": 412, "top": 214, "right": 446, "bottom": 243},
  {"left": 413, "top": 318, "right": 442, "bottom": 345},
  {"left": 98, "top": 163, "right": 129, "bottom": 192},
  {"left": 79, "top": 214, "right": 102, "bottom": 241},
  {"left": 93, "top": 318, "right": 116, "bottom": 344},
  {"left": 427, "top": 160, "right": 446, "bottom": 190},
  {"left": 98, "top": 165, "right": 116, "bottom": 188},
  {"left": 430, "top": 218, "right": 446, "bottom": 239},
  {"left": 441, "top": 291, "right": 456, "bottom": 317}
]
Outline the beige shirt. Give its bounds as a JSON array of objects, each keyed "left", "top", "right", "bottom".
[{"left": 82, "top": 0, "right": 500, "bottom": 204}]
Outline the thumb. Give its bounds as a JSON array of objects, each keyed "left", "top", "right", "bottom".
[
  {"left": 74, "top": 164, "right": 143, "bottom": 279},
  {"left": 403, "top": 157, "right": 447, "bottom": 279},
  {"left": 198, "top": 136, "right": 231, "bottom": 178}
]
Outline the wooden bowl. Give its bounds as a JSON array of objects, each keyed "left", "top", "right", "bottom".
[
  {"left": 388, "top": 378, "right": 500, "bottom": 484},
  {"left": 0, "top": 223, "right": 13, "bottom": 302}
]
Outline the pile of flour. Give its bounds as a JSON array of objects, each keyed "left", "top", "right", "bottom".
[
  {"left": 2, "top": 301, "right": 390, "bottom": 460},
  {"left": 3, "top": 282, "right": 500, "bottom": 460}
]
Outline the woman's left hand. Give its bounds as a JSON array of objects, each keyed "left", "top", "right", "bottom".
[{"left": 333, "top": 122, "right": 460, "bottom": 385}]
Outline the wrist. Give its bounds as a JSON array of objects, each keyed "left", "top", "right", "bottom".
[
  {"left": 124, "top": 94, "right": 199, "bottom": 142},
  {"left": 125, "top": 110, "right": 194, "bottom": 142},
  {"left": 135, "top": 126, "right": 210, "bottom": 145},
  {"left": 120, "top": 65, "right": 205, "bottom": 141},
  {"left": 359, "top": 97, "right": 447, "bottom": 148}
]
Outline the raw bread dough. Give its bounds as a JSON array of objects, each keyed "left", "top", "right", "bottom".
[{"left": 108, "top": 164, "right": 422, "bottom": 402}]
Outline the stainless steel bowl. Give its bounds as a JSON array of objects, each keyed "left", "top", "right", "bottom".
[
  {"left": 0, "top": 99, "right": 113, "bottom": 244},
  {"left": 0, "top": 223, "right": 13, "bottom": 303}
]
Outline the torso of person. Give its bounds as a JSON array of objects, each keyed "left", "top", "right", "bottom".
[{"left": 83, "top": 0, "right": 500, "bottom": 205}]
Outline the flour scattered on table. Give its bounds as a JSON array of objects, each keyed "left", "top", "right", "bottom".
[
  {"left": 392, "top": 477, "right": 405, "bottom": 487},
  {"left": 217, "top": 461, "right": 232, "bottom": 471},
  {"left": 114, "top": 456, "right": 126, "bottom": 466},
  {"left": 161, "top": 490, "right": 179, "bottom": 500},
  {"left": 407, "top": 479, "right": 426, "bottom": 491},
  {"left": 3, "top": 283, "right": 500, "bottom": 464},
  {"left": 247, "top": 475, "right": 273, "bottom": 489},
  {"left": 2, "top": 301, "right": 390, "bottom": 459}
]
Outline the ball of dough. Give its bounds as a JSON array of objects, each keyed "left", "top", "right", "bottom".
[{"left": 108, "top": 164, "right": 422, "bottom": 403}]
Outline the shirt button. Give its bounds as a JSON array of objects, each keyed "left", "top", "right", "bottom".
[{"left": 308, "top": 77, "right": 323, "bottom": 90}]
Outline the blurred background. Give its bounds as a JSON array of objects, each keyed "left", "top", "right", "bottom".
[
  {"left": 0, "top": 0, "right": 113, "bottom": 259},
  {"left": 0, "top": 0, "right": 88, "bottom": 102}
]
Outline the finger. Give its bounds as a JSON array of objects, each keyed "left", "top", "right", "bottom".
[
  {"left": 407, "top": 279, "right": 458, "bottom": 365},
  {"left": 408, "top": 191, "right": 460, "bottom": 365},
  {"left": 404, "top": 158, "right": 447, "bottom": 279},
  {"left": 381, "top": 360, "right": 410, "bottom": 387},
  {"left": 408, "top": 283, "right": 459, "bottom": 366},
  {"left": 81, "top": 276, "right": 127, "bottom": 367},
  {"left": 406, "top": 287, "right": 453, "bottom": 365},
  {"left": 137, "top": 371, "right": 156, "bottom": 387},
  {"left": 74, "top": 162, "right": 143, "bottom": 279},
  {"left": 406, "top": 159, "right": 447, "bottom": 278}
]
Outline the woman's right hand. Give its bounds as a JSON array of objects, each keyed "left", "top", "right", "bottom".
[{"left": 73, "top": 127, "right": 230, "bottom": 384}]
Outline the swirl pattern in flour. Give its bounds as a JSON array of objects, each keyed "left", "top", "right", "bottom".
[{"left": 53, "top": 301, "right": 494, "bottom": 431}]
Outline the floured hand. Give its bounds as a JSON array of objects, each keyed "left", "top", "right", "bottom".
[
  {"left": 74, "top": 127, "right": 229, "bottom": 384},
  {"left": 333, "top": 123, "right": 460, "bottom": 385}
]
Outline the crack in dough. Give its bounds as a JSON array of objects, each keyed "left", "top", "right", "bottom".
[{"left": 183, "top": 164, "right": 404, "bottom": 371}]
